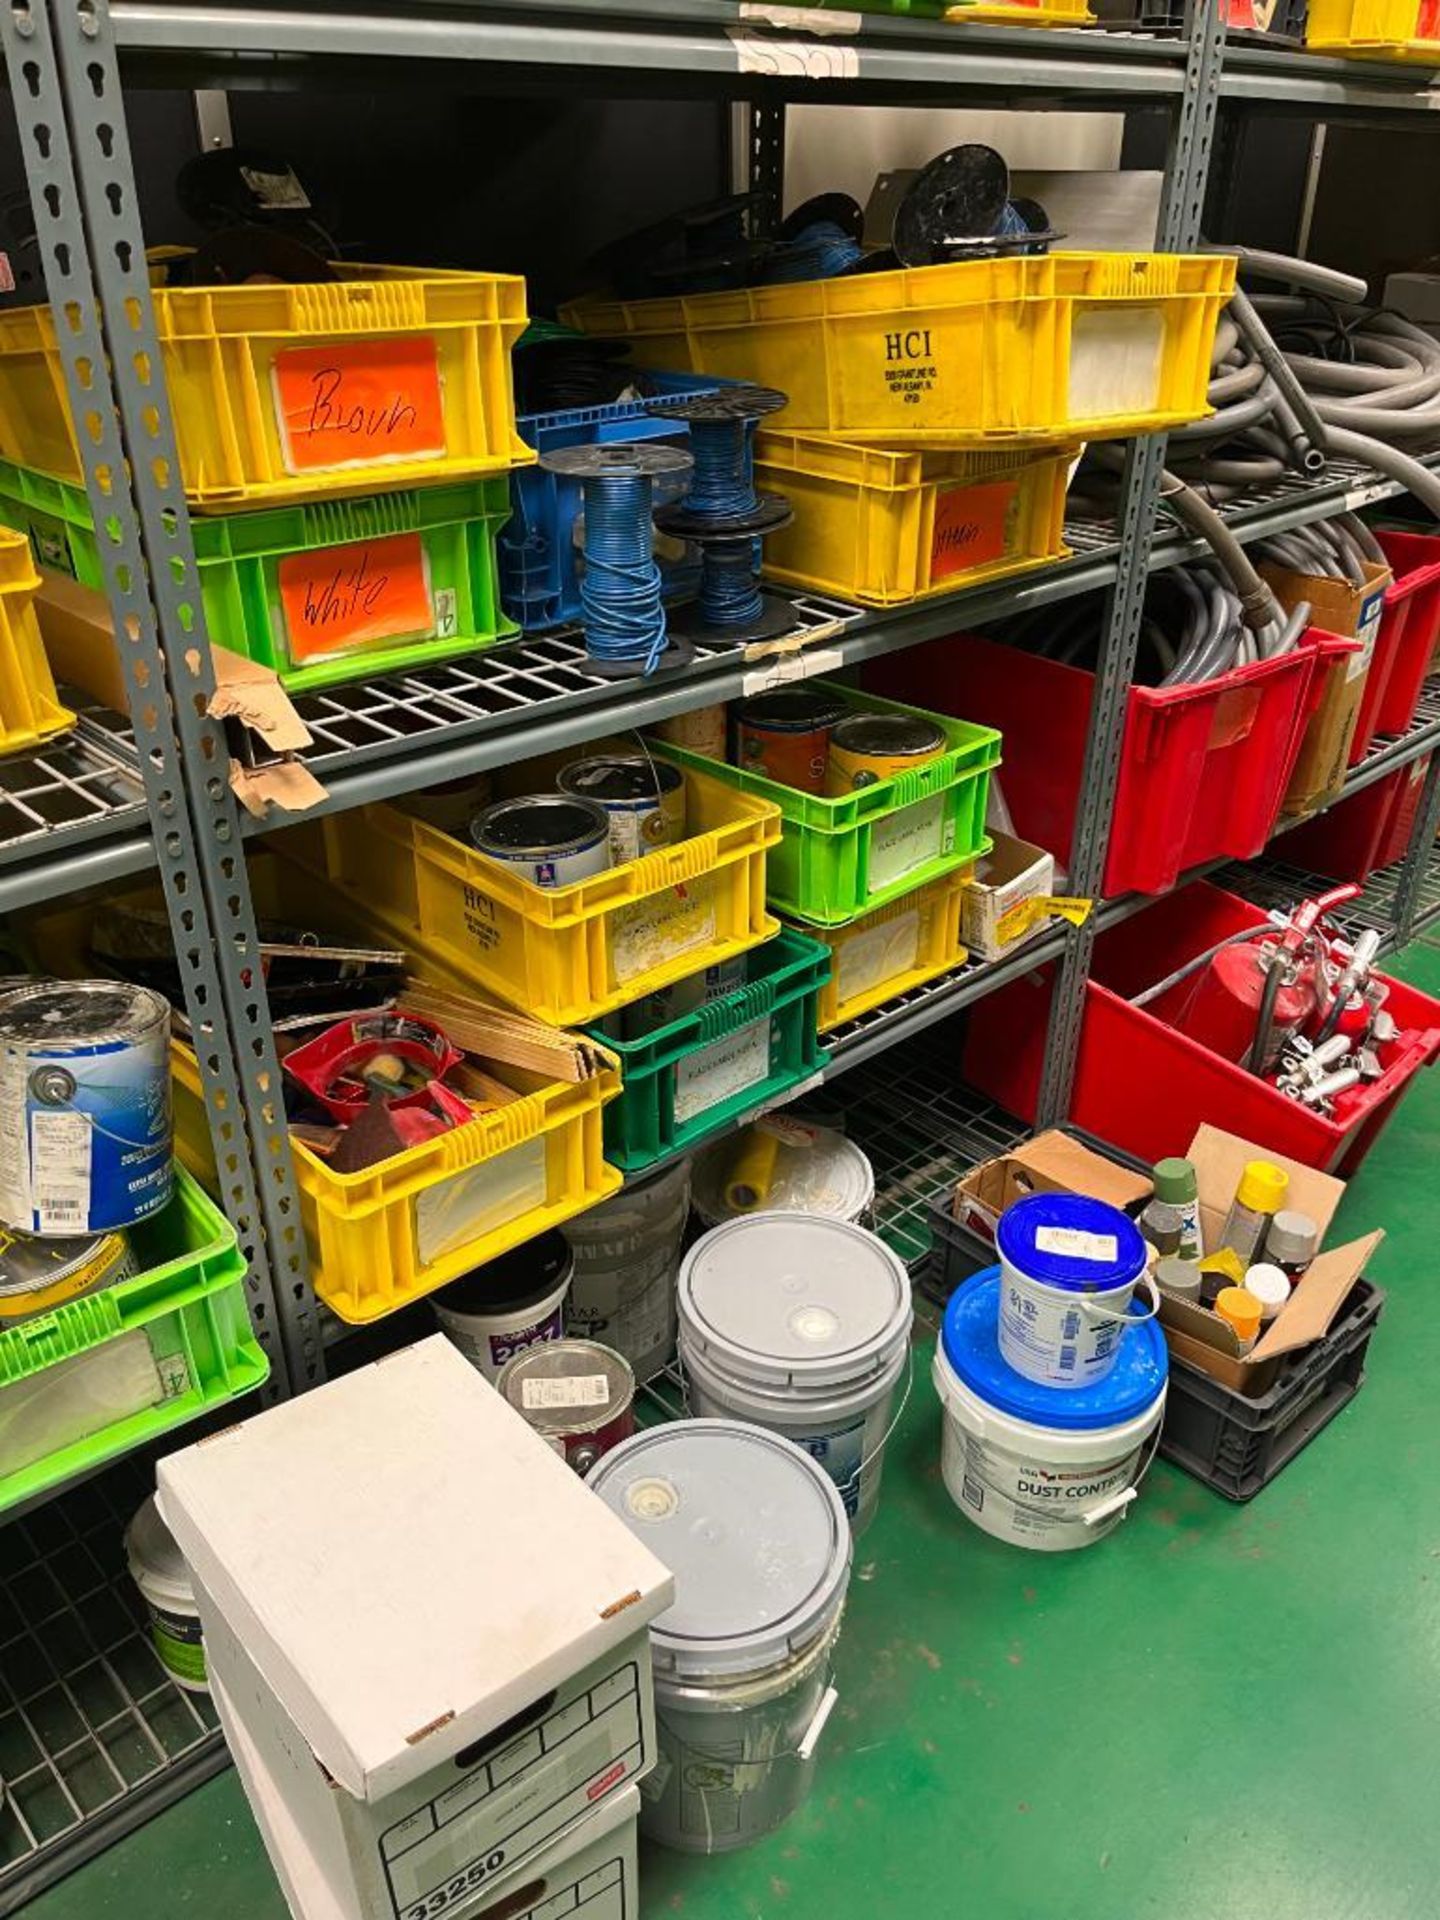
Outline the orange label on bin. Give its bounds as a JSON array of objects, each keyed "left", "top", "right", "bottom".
[
  {"left": 279, "top": 531, "right": 435, "bottom": 661},
  {"left": 1419, "top": 0, "right": 1439, "bottom": 33},
  {"left": 930, "top": 479, "right": 1017, "bottom": 582},
  {"left": 273, "top": 336, "right": 446, "bottom": 473}
]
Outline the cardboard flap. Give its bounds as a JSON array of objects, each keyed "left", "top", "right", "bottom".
[
  {"left": 1008, "top": 1129, "right": 1153, "bottom": 1210},
  {"left": 229, "top": 758, "right": 328, "bottom": 820},
  {"left": 1252, "top": 1230, "right": 1384, "bottom": 1361},
  {"left": 210, "top": 646, "right": 313, "bottom": 752},
  {"left": 1188, "top": 1123, "right": 1345, "bottom": 1245},
  {"left": 1159, "top": 1287, "right": 1244, "bottom": 1357}
]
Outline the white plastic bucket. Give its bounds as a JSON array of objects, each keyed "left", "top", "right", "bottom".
[
  {"left": 933, "top": 1267, "right": 1167, "bottom": 1553},
  {"left": 996, "top": 1191, "right": 1156, "bottom": 1388},
  {"left": 431, "top": 1231, "right": 572, "bottom": 1382},
  {"left": 677, "top": 1213, "right": 912, "bottom": 1534},
  {"left": 691, "top": 1119, "right": 874, "bottom": 1230},
  {"left": 589, "top": 1420, "right": 851, "bottom": 1855},
  {"left": 564, "top": 1158, "right": 691, "bottom": 1383},
  {"left": 125, "top": 1496, "right": 207, "bottom": 1692}
]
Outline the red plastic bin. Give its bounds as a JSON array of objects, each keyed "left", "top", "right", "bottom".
[
  {"left": 962, "top": 879, "right": 1440, "bottom": 1175},
  {"left": 1349, "top": 529, "right": 1440, "bottom": 763},
  {"left": 868, "top": 627, "right": 1351, "bottom": 898},
  {"left": 1272, "top": 753, "right": 1432, "bottom": 885}
]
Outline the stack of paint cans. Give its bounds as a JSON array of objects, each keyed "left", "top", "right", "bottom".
[
  {"left": 0, "top": 980, "right": 173, "bottom": 1326},
  {"left": 468, "top": 749, "right": 688, "bottom": 887},
  {"left": 732, "top": 688, "right": 946, "bottom": 797}
]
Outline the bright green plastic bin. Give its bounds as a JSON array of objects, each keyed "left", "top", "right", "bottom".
[
  {"left": 0, "top": 458, "right": 518, "bottom": 694},
  {"left": 657, "top": 685, "right": 1001, "bottom": 928},
  {"left": 0, "top": 1163, "right": 268, "bottom": 1513},
  {"left": 586, "top": 929, "right": 829, "bottom": 1173}
]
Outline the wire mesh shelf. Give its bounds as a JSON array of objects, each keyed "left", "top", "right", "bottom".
[{"left": 0, "top": 1458, "right": 226, "bottom": 1917}]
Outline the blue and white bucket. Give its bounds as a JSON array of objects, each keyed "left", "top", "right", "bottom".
[
  {"left": 933, "top": 1267, "right": 1167, "bottom": 1552},
  {"left": 996, "top": 1193, "right": 1157, "bottom": 1389},
  {"left": 0, "top": 982, "right": 172, "bottom": 1238}
]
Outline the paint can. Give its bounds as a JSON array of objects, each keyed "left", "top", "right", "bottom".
[
  {"left": 558, "top": 754, "right": 687, "bottom": 865},
  {"left": 732, "top": 687, "right": 848, "bottom": 795},
  {"left": 431, "top": 1230, "right": 573, "bottom": 1382},
  {"left": 825, "top": 712, "right": 945, "bottom": 794},
  {"left": 0, "top": 981, "right": 172, "bottom": 1237},
  {"left": 403, "top": 770, "right": 494, "bottom": 833},
  {"left": 126, "top": 1495, "right": 208, "bottom": 1693},
  {"left": 677, "top": 1213, "right": 912, "bottom": 1533},
  {"left": 655, "top": 704, "right": 727, "bottom": 761},
  {"left": 692, "top": 1118, "right": 874, "bottom": 1230},
  {"left": 588, "top": 1420, "right": 851, "bottom": 1854},
  {"left": 469, "top": 794, "right": 611, "bottom": 889},
  {"left": 563, "top": 1158, "right": 691, "bottom": 1384},
  {"left": 619, "top": 955, "right": 747, "bottom": 1042},
  {"left": 933, "top": 1267, "right": 1167, "bottom": 1552},
  {"left": 997, "top": 1192, "right": 1158, "bottom": 1389},
  {"left": 497, "top": 1337, "right": 636, "bottom": 1474},
  {"left": 0, "top": 1225, "right": 136, "bottom": 1325}
]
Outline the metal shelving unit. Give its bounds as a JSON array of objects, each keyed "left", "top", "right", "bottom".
[{"left": 4, "top": 0, "right": 1440, "bottom": 1901}]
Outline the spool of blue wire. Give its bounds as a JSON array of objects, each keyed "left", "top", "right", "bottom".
[
  {"left": 537, "top": 443, "right": 694, "bottom": 676},
  {"left": 762, "top": 219, "right": 865, "bottom": 285}
]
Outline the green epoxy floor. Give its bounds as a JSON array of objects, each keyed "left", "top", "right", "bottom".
[{"left": 28, "top": 939, "right": 1440, "bottom": 1920}]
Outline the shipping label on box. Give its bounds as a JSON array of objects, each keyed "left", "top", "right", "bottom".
[
  {"left": 203, "top": 1598, "right": 655, "bottom": 1920},
  {"left": 960, "top": 832, "right": 1056, "bottom": 962}
]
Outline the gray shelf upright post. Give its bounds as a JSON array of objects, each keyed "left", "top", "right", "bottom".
[
  {"left": 1389, "top": 748, "right": 1440, "bottom": 946},
  {"left": 750, "top": 99, "right": 785, "bottom": 235},
  {"left": 1034, "top": 0, "right": 1226, "bottom": 1129},
  {"left": 1, "top": 0, "right": 321, "bottom": 1396}
]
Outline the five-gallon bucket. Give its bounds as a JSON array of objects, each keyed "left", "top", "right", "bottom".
[
  {"left": 691, "top": 1119, "right": 874, "bottom": 1230},
  {"left": 431, "top": 1229, "right": 572, "bottom": 1381},
  {"left": 933, "top": 1267, "right": 1167, "bottom": 1552},
  {"left": 996, "top": 1192, "right": 1155, "bottom": 1388},
  {"left": 677, "top": 1212, "right": 912, "bottom": 1533},
  {"left": 589, "top": 1419, "right": 851, "bottom": 1854},
  {"left": 125, "top": 1495, "right": 207, "bottom": 1692},
  {"left": 563, "top": 1157, "right": 691, "bottom": 1383}
]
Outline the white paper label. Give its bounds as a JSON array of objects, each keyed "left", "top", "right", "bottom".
[
  {"left": 521, "top": 1374, "right": 610, "bottom": 1411},
  {"left": 0, "top": 1050, "right": 28, "bottom": 1225},
  {"left": 1068, "top": 308, "right": 1164, "bottom": 422},
  {"left": 1034, "top": 1226, "right": 1119, "bottom": 1263},
  {"left": 737, "top": 3, "right": 862, "bottom": 30},
  {"left": 414, "top": 1136, "right": 546, "bottom": 1267},
  {"left": 727, "top": 26, "right": 859, "bottom": 77},
  {"left": 433, "top": 586, "right": 458, "bottom": 639},
  {"left": 673, "top": 1016, "right": 772, "bottom": 1125},
  {"left": 868, "top": 792, "right": 950, "bottom": 895},
  {"left": 610, "top": 878, "right": 717, "bottom": 986},
  {"left": 740, "top": 646, "right": 844, "bottom": 696},
  {"left": 836, "top": 907, "right": 920, "bottom": 1003},
  {"left": 1348, "top": 589, "right": 1386, "bottom": 683},
  {"left": 31, "top": 1110, "right": 92, "bottom": 1235}
]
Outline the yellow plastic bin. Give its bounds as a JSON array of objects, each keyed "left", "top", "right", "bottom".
[
  {"left": 291, "top": 755, "right": 782, "bottom": 1028},
  {"left": 807, "top": 870, "right": 971, "bottom": 1032},
  {"left": 947, "top": 0, "right": 1093, "bottom": 21},
  {"left": 753, "top": 435, "right": 1074, "bottom": 605},
  {"left": 563, "top": 252, "right": 1234, "bottom": 449},
  {"left": 0, "top": 266, "right": 532, "bottom": 511},
  {"left": 0, "top": 522, "right": 73, "bottom": 753},
  {"left": 1306, "top": 0, "right": 1440, "bottom": 56},
  {"left": 15, "top": 859, "right": 624, "bottom": 1325}
]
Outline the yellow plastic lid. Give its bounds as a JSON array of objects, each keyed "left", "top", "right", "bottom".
[
  {"left": 1215, "top": 1286, "right": 1264, "bottom": 1341},
  {"left": 1236, "top": 1159, "right": 1289, "bottom": 1216}
]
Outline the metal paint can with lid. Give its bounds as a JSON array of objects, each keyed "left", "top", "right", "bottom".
[
  {"left": 0, "top": 1225, "right": 136, "bottom": 1325},
  {"left": 589, "top": 1420, "right": 851, "bottom": 1854},
  {"left": 469, "top": 794, "right": 612, "bottom": 889},
  {"left": 733, "top": 687, "right": 848, "bottom": 795},
  {"left": 497, "top": 1337, "right": 637, "bottom": 1474},
  {"left": 825, "top": 712, "right": 945, "bottom": 794},
  {"left": 558, "top": 754, "right": 687, "bottom": 864},
  {"left": 0, "top": 981, "right": 172, "bottom": 1237}
]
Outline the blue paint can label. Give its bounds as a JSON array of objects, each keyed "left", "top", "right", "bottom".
[{"left": 0, "top": 982, "right": 173, "bottom": 1237}]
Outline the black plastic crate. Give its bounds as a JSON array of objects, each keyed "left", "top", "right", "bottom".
[
  {"left": 1161, "top": 1278, "right": 1386, "bottom": 1501},
  {"left": 922, "top": 1124, "right": 1387, "bottom": 1502}
]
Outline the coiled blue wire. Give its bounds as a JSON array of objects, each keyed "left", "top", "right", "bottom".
[
  {"left": 580, "top": 471, "right": 667, "bottom": 672},
  {"left": 764, "top": 220, "right": 864, "bottom": 285},
  {"left": 687, "top": 418, "right": 758, "bottom": 518},
  {"left": 700, "top": 542, "right": 763, "bottom": 629}
]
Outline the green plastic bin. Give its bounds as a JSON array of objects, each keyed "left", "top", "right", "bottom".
[
  {"left": 0, "top": 1163, "right": 268, "bottom": 1513},
  {"left": 0, "top": 458, "right": 518, "bottom": 694},
  {"left": 586, "top": 928, "right": 829, "bottom": 1173},
  {"left": 656, "top": 685, "right": 1001, "bottom": 928}
]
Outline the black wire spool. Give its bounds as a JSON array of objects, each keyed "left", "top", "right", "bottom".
[
  {"left": 589, "top": 192, "right": 776, "bottom": 299},
  {"left": 892, "top": 145, "right": 1059, "bottom": 268}
]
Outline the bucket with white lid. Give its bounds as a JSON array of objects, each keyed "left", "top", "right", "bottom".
[
  {"left": 125, "top": 1495, "right": 207, "bottom": 1692},
  {"left": 691, "top": 1118, "right": 874, "bottom": 1229},
  {"left": 589, "top": 1419, "right": 851, "bottom": 1854},
  {"left": 997, "top": 1192, "right": 1157, "bottom": 1388},
  {"left": 431, "top": 1229, "right": 572, "bottom": 1382},
  {"left": 677, "top": 1212, "right": 912, "bottom": 1533},
  {"left": 934, "top": 1266, "right": 1167, "bottom": 1552}
]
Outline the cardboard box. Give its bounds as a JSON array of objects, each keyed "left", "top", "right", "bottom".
[
  {"left": 949, "top": 1128, "right": 1153, "bottom": 1245},
  {"left": 1261, "top": 562, "right": 1389, "bottom": 819},
  {"left": 1155, "top": 1124, "right": 1383, "bottom": 1398},
  {"left": 960, "top": 832, "right": 1057, "bottom": 962},
  {"left": 158, "top": 1339, "right": 672, "bottom": 1920}
]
